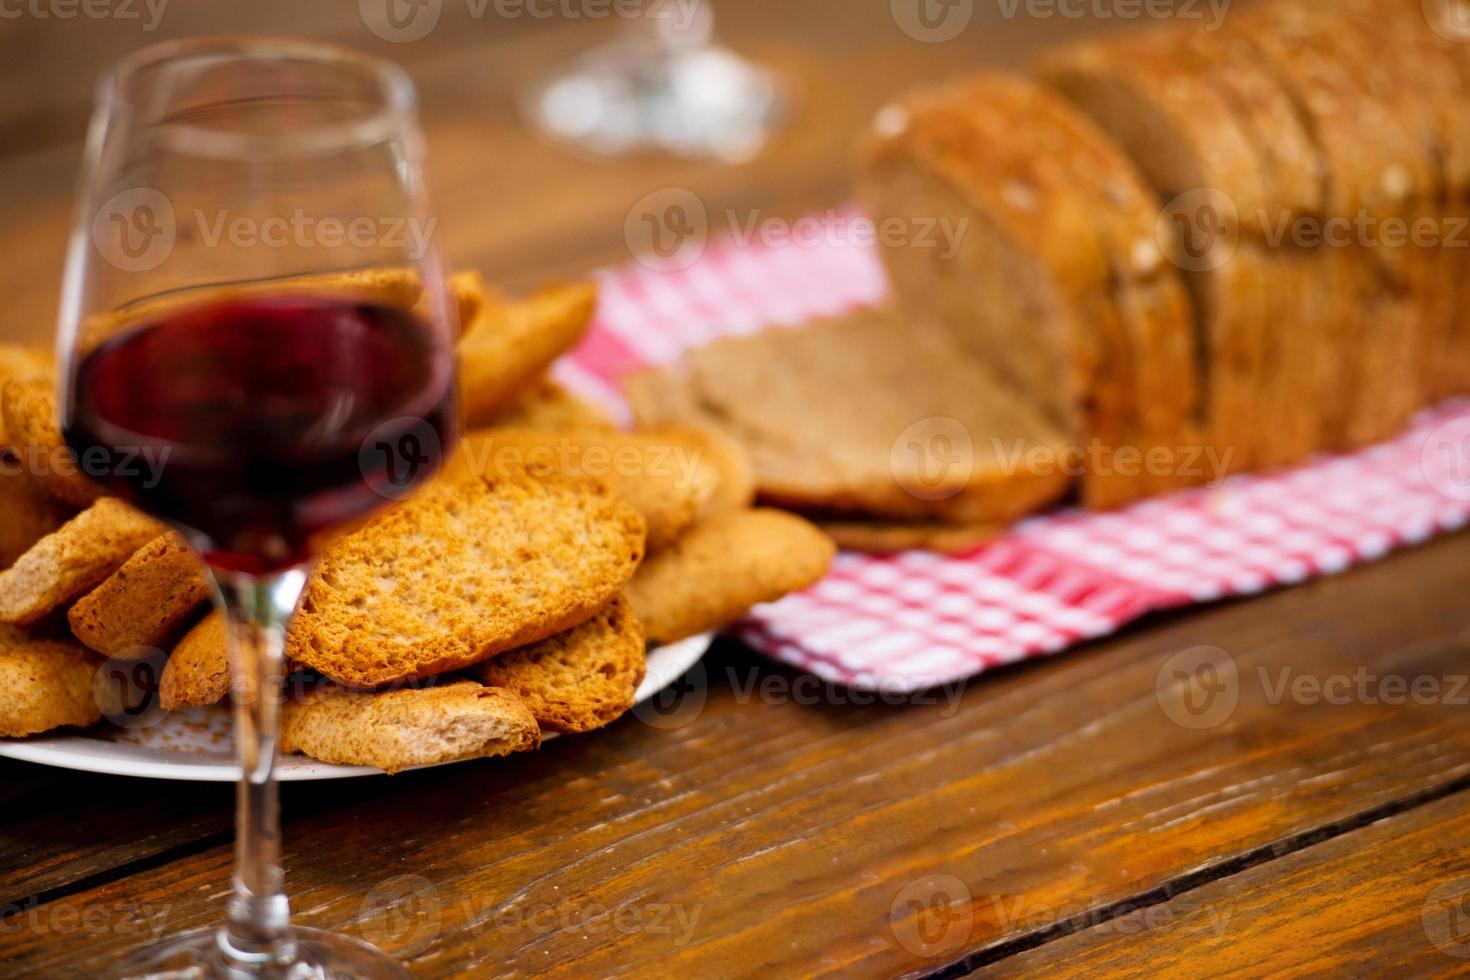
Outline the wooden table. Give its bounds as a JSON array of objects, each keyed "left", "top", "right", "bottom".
[{"left": 5, "top": 3, "right": 1470, "bottom": 977}]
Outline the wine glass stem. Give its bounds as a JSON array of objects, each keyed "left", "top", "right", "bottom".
[{"left": 214, "top": 568, "right": 308, "bottom": 974}]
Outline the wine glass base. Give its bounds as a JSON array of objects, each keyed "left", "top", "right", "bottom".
[
  {"left": 526, "top": 38, "right": 786, "bottom": 162},
  {"left": 109, "top": 925, "right": 412, "bottom": 980}
]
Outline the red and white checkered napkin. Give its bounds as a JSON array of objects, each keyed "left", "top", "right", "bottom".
[{"left": 555, "top": 210, "right": 1470, "bottom": 692}]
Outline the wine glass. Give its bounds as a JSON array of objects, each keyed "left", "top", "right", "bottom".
[
  {"left": 56, "top": 38, "right": 456, "bottom": 979},
  {"left": 525, "top": 0, "right": 785, "bottom": 162}
]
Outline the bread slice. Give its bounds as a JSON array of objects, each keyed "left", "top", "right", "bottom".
[
  {"left": 159, "top": 610, "right": 229, "bottom": 710},
  {"left": 0, "top": 499, "right": 164, "bottom": 627},
  {"left": 622, "top": 381, "right": 756, "bottom": 521},
  {"left": 626, "top": 509, "right": 834, "bottom": 645},
  {"left": 860, "top": 73, "right": 1203, "bottom": 507},
  {"left": 0, "top": 627, "right": 101, "bottom": 737},
  {"left": 976, "top": 72, "right": 1202, "bottom": 498},
  {"left": 817, "top": 518, "right": 999, "bottom": 555},
  {"left": 0, "top": 465, "right": 72, "bottom": 570},
  {"left": 448, "top": 427, "right": 720, "bottom": 551},
  {"left": 1, "top": 379, "right": 104, "bottom": 507},
  {"left": 68, "top": 532, "right": 211, "bottom": 658},
  {"left": 286, "top": 459, "right": 646, "bottom": 687},
  {"left": 458, "top": 282, "right": 597, "bottom": 427},
  {"left": 484, "top": 377, "right": 614, "bottom": 432},
  {"left": 626, "top": 308, "right": 1073, "bottom": 525},
  {"left": 1224, "top": 2, "right": 1432, "bottom": 447},
  {"left": 1039, "top": 36, "right": 1285, "bottom": 472},
  {"left": 471, "top": 595, "right": 645, "bottom": 734},
  {"left": 280, "top": 681, "right": 540, "bottom": 774},
  {"left": 0, "top": 345, "right": 52, "bottom": 449}
]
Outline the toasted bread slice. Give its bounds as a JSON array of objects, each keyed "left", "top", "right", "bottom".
[
  {"left": 818, "top": 519, "right": 999, "bottom": 555},
  {"left": 0, "top": 465, "right": 72, "bottom": 570},
  {"left": 68, "top": 532, "right": 212, "bottom": 658},
  {"left": 287, "top": 459, "right": 645, "bottom": 687},
  {"left": 0, "top": 499, "right": 164, "bottom": 627},
  {"left": 449, "top": 427, "right": 720, "bottom": 550},
  {"left": 627, "top": 308, "right": 1072, "bottom": 524},
  {"left": 485, "top": 377, "right": 614, "bottom": 432},
  {"left": 280, "top": 681, "right": 540, "bottom": 774},
  {"left": 626, "top": 509, "right": 834, "bottom": 645},
  {"left": 0, "top": 627, "right": 101, "bottom": 737},
  {"left": 0, "top": 345, "right": 52, "bottom": 449},
  {"left": 472, "top": 595, "right": 645, "bottom": 734},
  {"left": 1, "top": 379, "right": 103, "bottom": 507},
  {"left": 159, "top": 610, "right": 229, "bottom": 710},
  {"left": 458, "top": 282, "right": 597, "bottom": 427}
]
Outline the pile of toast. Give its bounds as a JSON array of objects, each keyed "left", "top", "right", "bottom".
[
  {"left": 0, "top": 271, "right": 835, "bottom": 773},
  {"left": 631, "top": 0, "right": 1470, "bottom": 551}
]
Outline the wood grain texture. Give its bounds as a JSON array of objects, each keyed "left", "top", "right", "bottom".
[
  {"left": 977, "top": 792, "right": 1470, "bottom": 978},
  {"left": 3, "top": 534, "right": 1470, "bottom": 977}
]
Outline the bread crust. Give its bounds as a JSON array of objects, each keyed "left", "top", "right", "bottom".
[{"left": 472, "top": 595, "right": 646, "bottom": 734}]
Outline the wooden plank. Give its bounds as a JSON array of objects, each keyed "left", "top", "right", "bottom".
[
  {"left": 976, "top": 790, "right": 1470, "bottom": 978},
  {"left": 4, "top": 533, "right": 1470, "bottom": 977}
]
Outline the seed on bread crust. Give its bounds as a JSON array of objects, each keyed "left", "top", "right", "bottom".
[
  {"left": 280, "top": 680, "right": 540, "bottom": 774},
  {"left": 286, "top": 459, "right": 646, "bottom": 688},
  {"left": 0, "top": 499, "right": 165, "bottom": 627},
  {"left": 472, "top": 595, "right": 646, "bottom": 734},
  {"left": 626, "top": 509, "right": 834, "bottom": 645},
  {"left": 0, "top": 627, "right": 101, "bottom": 737},
  {"left": 69, "top": 532, "right": 212, "bottom": 658}
]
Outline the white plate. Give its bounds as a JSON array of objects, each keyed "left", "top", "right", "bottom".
[{"left": 0, "top": 633, "right": 712, "bottom": 781}]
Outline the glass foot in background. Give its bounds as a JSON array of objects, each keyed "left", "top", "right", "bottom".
[
  {"left": 525, "top": 7, "right": 786, "bottom": 162},
  {"left": 110, "top": 925, "right": 411, "bottom": 980}
]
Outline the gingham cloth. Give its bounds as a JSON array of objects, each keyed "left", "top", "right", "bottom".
[{"left": 554, "top": 210, "right": 1470, "bottom": 692}]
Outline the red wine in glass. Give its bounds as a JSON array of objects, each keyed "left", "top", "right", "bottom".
[{"left": 64, "top": 293, "right": 455, "bottom": 573}]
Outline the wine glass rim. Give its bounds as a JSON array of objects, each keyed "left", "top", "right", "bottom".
[{"left": 98, "top": 36, "right": 418, "bottom": 159}]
